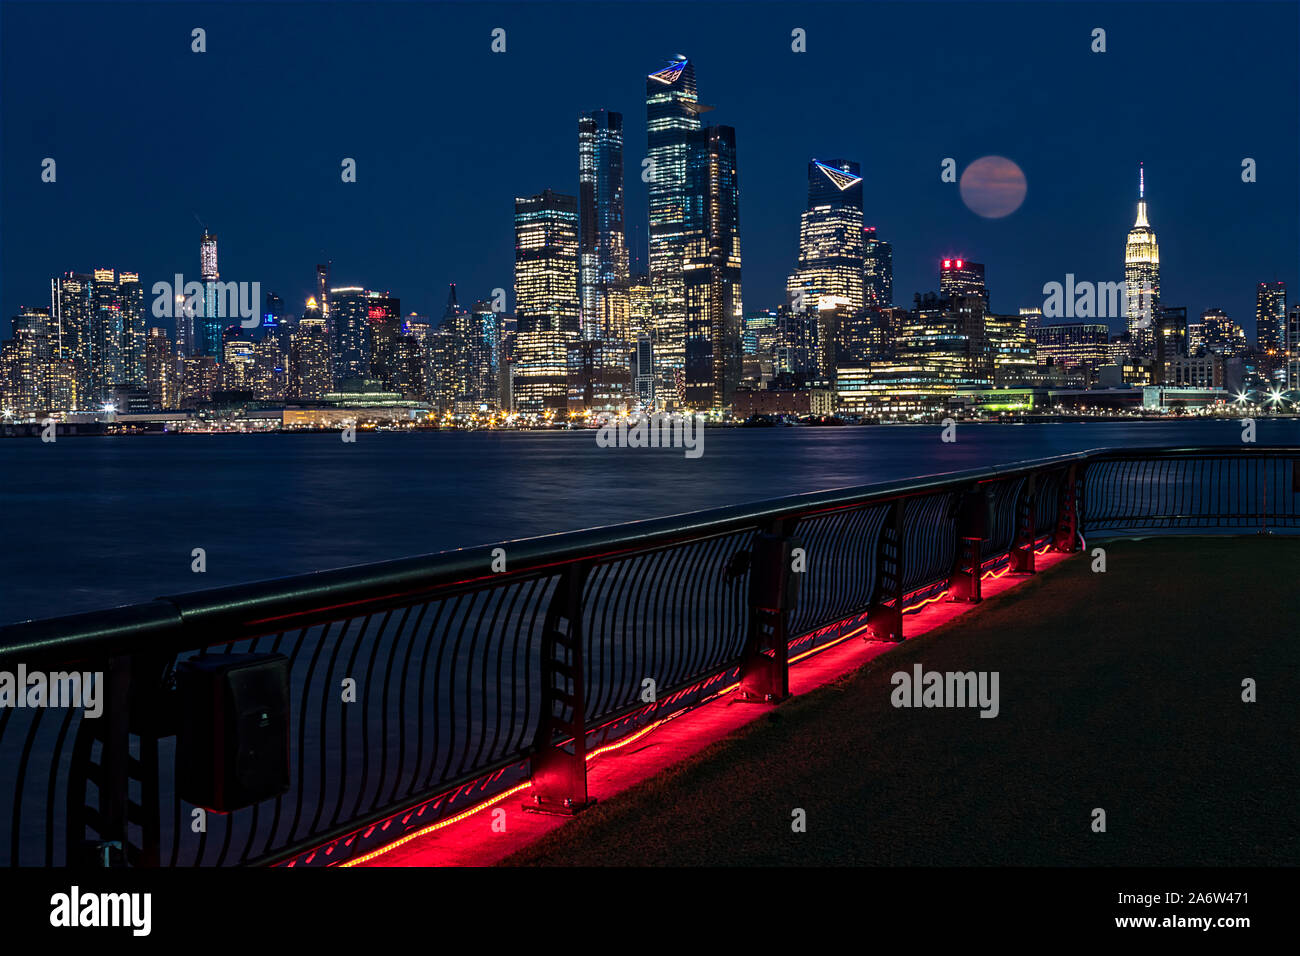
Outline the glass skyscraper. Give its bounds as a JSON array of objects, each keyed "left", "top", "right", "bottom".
[
  {"left": 578, "top": 109, "right": 630, "bottom": 343},
  {"left": 683, "top": 124, "right": 743, "bottom": 412},
  {"left": 786, "top": 159, "right": 866, "bottom": 314},
  {"left": 646, "top": 56, "right": 703, "bottom": 405},
  {"left": 199, "top": 230, "right": 223, "bottom": 361},
  {"left": 513, "top": 188, "right": 580, "bottom": 414}
]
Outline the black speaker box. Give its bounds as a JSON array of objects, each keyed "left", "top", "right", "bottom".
[{"left": 175, "top": 653, "right": 290, "bottom": 813}]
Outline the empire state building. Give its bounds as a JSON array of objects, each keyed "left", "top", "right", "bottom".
[{"left": 1124, "top": 164, "right": 1160, "bottom": 354}]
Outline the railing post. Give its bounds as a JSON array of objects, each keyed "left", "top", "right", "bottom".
[
  {"left": 1052, "top": 463, "right": 1086, "bottom": 552},
  {"left": 737, "top": 528, "right": 800, "bottom": 703},
  {"left": 85, "top": 655, "right": 131, "bottom": 866},
  {"left": 948, "top": 485, "right": 990, "bottom": 604},
  {"left": 1010, "top": 474, "right": 1037, "bottom": 574},
  {"left": 525, "top": 563, "right": 595, "bottom": 815},
  {"left": 866, "top": 499, "right": 906, "bottom": 642}
]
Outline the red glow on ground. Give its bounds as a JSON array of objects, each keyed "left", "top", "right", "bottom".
[{"left": 356, "top": 548, "right": 1075, "bottom": 866}]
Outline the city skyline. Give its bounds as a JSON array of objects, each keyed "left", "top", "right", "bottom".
[{"left": 3, "top": 2, "right": 1297, "bottom": 339}]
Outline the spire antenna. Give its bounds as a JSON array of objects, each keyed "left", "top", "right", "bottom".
[{"left": 1139, "top": 163, "right": 1145, "bottom": 199}]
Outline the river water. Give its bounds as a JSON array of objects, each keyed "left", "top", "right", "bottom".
[{"left": 3, "top": 419, "right": 1298, "bottom": 624}]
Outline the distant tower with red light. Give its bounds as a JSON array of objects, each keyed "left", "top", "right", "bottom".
[{"left": 939, "top": 258, "right": 987, "bottom": 302}]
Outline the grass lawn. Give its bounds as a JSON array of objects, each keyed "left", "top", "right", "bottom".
[{"left": 503, "top": 536, "right": 1300, "bottom": 866}]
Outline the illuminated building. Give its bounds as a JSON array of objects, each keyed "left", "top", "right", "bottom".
[
  {"left": 50, "top": 272, "right": 92, "bottom": 407},
  {"left": 513, "top": 189, "right": 580, "bottom": 414},
  {"left": 250, "top": 334, "right": 286, "bottom": 401},
  {"left": 365, "top": 291, "right": 404, "bottom": 391},
  {"left": 1153, "top": 306, "right": 1188, "bottom": 384},
  {"left": 787, "top": 159, "right": 865, "bottom": 314},
  {"left": 682, "top": 124, "right": 743, "bottom": 412},
  {"left": 328, "top": 287, "right": 396, "bottom": 386},
  {"left": 633, "top": 334, "right": 656, "bottom": 407},
  {"left": 199, "top": 230, "right": 222, "bottom": 360},
  {"left": 145, "top": 327, "right": 178, "bottom": 410},
  {"left": 1287, "top": 304, "right": 1300, "bottom": 391},
  {"left": 75, "top": 268, "right": 146, "bottom": 401},
  {"left": 1255, "top": 281, "right": 1286, "bottom": 352},
  {"left": 985, "top": 312, "right": 1037, "bottom": 385},
  {"left": 743, "top": 309, "right": 778, "bottom": 355},
  {"left": 646, "top": 56, "right": 705, "bottom": 403},
  {"left": 579, "top": 109, "right": 630, "bottom": 343},
  {"left": 938, "top": 258, "right": 987, "bottom": 305},
  {"left": 627, "top": 274, "right": 654, "bottom": 342},
  {"left": 1032, "top": 323, "right": 1112, "bottom": 372},
  {"left": 445, "top": 297, "right": 500, "bottom": 413},
  {"left": 1, "top": 306, "right": 55, "bottom": 411},
  {"left": 1124, "top": 165, "right": 1160, "bottom": 355},
  {"left": 220, "top": 338, "right": 255, "bottom": 390},
  {"left": 178, "top": 355, "right": 219, "bottom": 408},
  {"left": 843, "top": 292, "right": 991, "bottom": 415},
  {"left": 837, "top": 306, "right": 904, "bottom": 368},
  {"left": 775, "top": 305, "right": 817, "bottom": 376},
  {"left": 863, "top": 227, "right": 893, "bottom": 307},
  {"left": 1161, "top": 355, "right": 1224, "bottom": 389},
  {"left": 1201, "top": 309, "right": 1247, "bottom": 357},
  {"left": 567, "top": 339, "right": 631, "bottom": 413},
  {"left": 289, "top": 299, "right": 332, "bottom": 400},
  {"left": 316, "top": 263, "right": 331, "bottom": 318}
]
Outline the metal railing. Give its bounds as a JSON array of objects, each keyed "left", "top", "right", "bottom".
[{"left": 0, "top": 445, "right": 1295, "bottom": 866}]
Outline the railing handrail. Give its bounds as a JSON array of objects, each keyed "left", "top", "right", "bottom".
[{"left": 4, "top": 445, "right": 1297, "bottom": 665}]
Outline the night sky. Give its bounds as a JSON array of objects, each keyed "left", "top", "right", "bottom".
[{"left": 2, "top": 1, "right": 1296, "bottom": 338}]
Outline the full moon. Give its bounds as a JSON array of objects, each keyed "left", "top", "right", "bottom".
[{"left": 959, "top": 156, "right": 1027, "bottom": 218}]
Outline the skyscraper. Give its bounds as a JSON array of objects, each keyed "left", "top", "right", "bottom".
[
  {"left": 939, "top": 259, "right": 987, "bottom": 304},
  {"left": 862, "top": 227, "right": 893, "bottom": 307},
  {"left": 1255, "top": 281, "right": 1286, "bottom": 352},
  {"left": 290, "top": 298, "right": 332, "bottom": 399},
  {"left": 145, "top": 326, "right": 176, "bottom": 410},
  {"left": 328, "top": 287, "right": 377, "bottom": 384},
  {"left": 683, "top": 124, "right": 743, "bottom": 412},
  {"left": 513, "top": 189, "right": 580, "bottom": 414},
  {"left": 578, "top": 109, "right": 630, "bottom": 343},
  {"left": 316, "top": 263, "right": 331, "bottom": 318},
  {"left": 200, "top": 230, "right": 223, "bottom": 361},
  {"left": 787, "top": 159, "right": 865, "bottom": 315},
  {"left": 75, "top": 268, "right": 146, "bottom": 401},
  {"left": 646, "top": 55, "right": 705, "bottom": 405},
  {"left": 1286, "top": 304, "right": 1300, "bottom": 391},
  {"left": 50, "top": 272, "right": 92, "bottom": 406},
  {"left": 2, "top": 306, "right": 56, "bottom": 411},
  {"left": 1124, "top": 165, "right": 1160, "bottom": 354}
]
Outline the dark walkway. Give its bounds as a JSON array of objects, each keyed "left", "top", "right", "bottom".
[{"left": 505, "top": 537, "right": 1300, "bottom": 866}]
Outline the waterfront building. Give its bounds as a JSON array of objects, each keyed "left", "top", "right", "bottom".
[
  {"left": 513, "top": 189, "right": 581, "bottom": 414},
  {"left": 682, "top": 124, "right": 743, "bottom": 413},
  {"left": 646, "top": 55, "right": 703, "bottom": 404}
]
